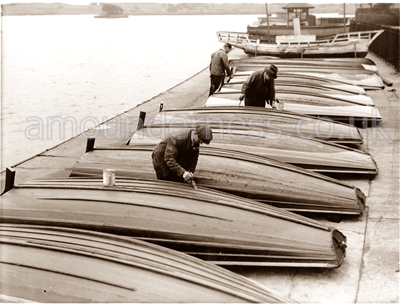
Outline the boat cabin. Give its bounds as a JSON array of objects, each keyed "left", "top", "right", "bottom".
[{"left": 282, "top": 3, "right": 316, "bottom": 26}]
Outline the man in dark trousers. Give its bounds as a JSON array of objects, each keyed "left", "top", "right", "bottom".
[
  {"left": 151, "top": 124, "right": 213, "bottom": 184},
  {"left": 209, "top": 43, "right": 233, "bottom": 96},
  {"left": 239, "top": 64, "right": 278, "bottom": 108}
]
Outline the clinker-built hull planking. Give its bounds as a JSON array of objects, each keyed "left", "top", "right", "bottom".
[
  {"left": 129, "top": 126, "right": 378, "bottom": 174},
  {"left": 0, "top": 224, "right": 294, "bottom": 302},
  {"left": 0, "top": 179, "right": 346, "bottom": 268},
  {"left": 70, "top": 146, "right": 366, "bottom": 214},
  {"left": 143, "top": 107, "right": 364, "bottom": 144}
]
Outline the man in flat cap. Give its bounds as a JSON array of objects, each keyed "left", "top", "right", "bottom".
[
  {"left": 239, "top": 64, "right": 278, "bottom": 108},
  {"left": 152, "top": 124, "right": 213, "bottom": 184}
]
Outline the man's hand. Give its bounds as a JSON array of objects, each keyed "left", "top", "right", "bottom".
[
  {"left": 272, "top": 99, "right": 280, "bottom": 110},
  {"left": 183, "top": 171, "right": 194, "bottom": 183},
  {"left": 239, "top": 94, "right": 244, "bottom": 101}
]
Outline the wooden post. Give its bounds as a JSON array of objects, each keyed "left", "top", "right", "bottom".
[
  {"left": 137, "top": 111, "right": 146, "bottom": 131},
  {"left": 343, "top": 3, "right": 346, "bottom": 33},
  {"left": 354, "top": 42, "right": 357, "bottom": 58},
  {"left": 265, "top": 3, "right": 271, "bottom": 42},
  {"left": 1, "top": 167, "right": 15, "bottom": 195},
  {"left": 86, "top": 137, "right": 96, "bottom": 153}
]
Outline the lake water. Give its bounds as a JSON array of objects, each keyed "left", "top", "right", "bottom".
[{"left": 1, "top": 14, "right": 260, "bottom": 171}]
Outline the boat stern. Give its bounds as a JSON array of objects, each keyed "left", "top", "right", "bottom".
[{"left": 332, "top": 229, "right": 347, "bottom": 267}]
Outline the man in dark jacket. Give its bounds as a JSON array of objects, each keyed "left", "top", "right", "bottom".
[
  {"left": 209, "top": 43, "right": 233, "bottom": 96},
  {"left": 239, "top": 64, "right": 278, "bottom": 108},
  {"left": 151, "top": 124, "right": 213, "bottom": 183}
]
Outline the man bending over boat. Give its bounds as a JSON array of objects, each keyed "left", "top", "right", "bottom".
[
  {"left": 209, "top": 43, "right": 233, "bottom": 96},
  {"left": 239, "top": 64, "right": 278, "bottom": 108},
  {"left": 151, "top": 124, "right": 213, "bottom": 184}
]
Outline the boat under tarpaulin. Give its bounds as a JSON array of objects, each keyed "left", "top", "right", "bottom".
[
  {"left": 0, "top": 224, "right": 294, "bottom": 302},
  {"left": 128, "top": 126, "right": 378, "bottom": 174},
  {"left": 205, "top": 94, "right": 382, "bottom": 123},
  {"left": 70, "top": 145, "right": 366, "bottom": 214},
  {"left": 141, "top": 107, "right": 363, "bottom": 144},
  {"left": 0, "top": 178, "right": 347, "bottom": 268}
]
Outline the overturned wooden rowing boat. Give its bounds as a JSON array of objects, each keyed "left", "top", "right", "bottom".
[
  {"left": 0, "top": 224, "right": 293, "bottom": 302},
  {"left": 139, "top": 107, "right": 364, "bottom": 144},
  {"left": 218, "top": 84, "right": 374, "bottom": 106},
  {"left": 227, "top": 56, "right": 385, "bottom": 90},
  {"left": 222, "top": 81, "right": 370, "bottom": 99},
  {"left": 229, "top": 57, "right": 379, "bottom": 73},
  {"left": 0, "top": 176, "right": 347, "bottom": 268},
  {"left": 70, "top": 144, "right": 366, "bottom": 215},
  {"left": 128, "top": 126, "right": 378, "bottom": 175},
  {"left": 228, "top": 73, "right": 368, "bottom": 93},
  {"left": 232, "top": 70, "right": 384, "bottom": 90},
  {"left": 205, "top": 93, "right": 382, "bottom": 123}
]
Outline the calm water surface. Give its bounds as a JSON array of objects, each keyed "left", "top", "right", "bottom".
[{"left": 1, "top": 14, "right": 259, "bottom": 170}]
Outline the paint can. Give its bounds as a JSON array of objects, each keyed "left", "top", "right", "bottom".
[{"left": 103, "top": 169, "right": 115, "bottom": 186}]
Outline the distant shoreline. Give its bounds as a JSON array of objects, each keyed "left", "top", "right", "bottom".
[{"left": 1, "top": 3, "right": 355, "bottom": 17}]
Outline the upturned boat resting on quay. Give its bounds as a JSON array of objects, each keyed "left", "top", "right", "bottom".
[
  {"left": 70, "top": 143, "right": 366, "bottom": 214},
  {"left": 231, "top": 70, "right": 384, "bottom": 90},
  {"left": 217, "top": 30, "right": 384, "bottom": 58},
  {"left": 0, "top": 175, "right": 347, "bottom": 268},
  {"left": 227, "top": 74, "right": 367, "bottom": 94},
  {"left": 219, "top": 83, "right": 374, "bottom": 106},
  {"left": 205, "top": 93, "right": 382, "bottom": 123},
  {"left": 233, "top": 64, "right": 380, "bottom": 78},
  {"left": 128, "top": 126, "right": 378, "bottom": 175},
  {"left": 143, "top": 106, "right": 364, "bottom": 144},
  {"left": 0, "top": 224, "right": 294, "bottom": 302},
  {"left": 229, "top": 57, "right": 379, "bottom": 73}
]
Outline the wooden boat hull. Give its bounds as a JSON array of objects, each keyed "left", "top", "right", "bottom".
[
  {"left": 229, "top": 57, "right": 377, "bottom": 73},
  {"left": 205, "top": 94, "right": 382, "bottom": 123},
  {"left": 128, "top": 126, "right": 378, "bottom": 174},
  {"left": 145, "top": 107, "right": 363, "bottom": 144},
  {"left": 217, "top": 30, "right": 384, "bottom": 58},
  {"left": 0, "top": 179, "right": 347, "bottom": 268},
  {"left": 0, "top": 224, "right": 293, "bottom": 302},
  {"left": 227, "top": 74, "right": 369, "bottom": 93},
  {"left": 240, "top": 41, "right": 369, "bottom": 58},
  {"left": 219, "top": 83, "right": 374, "bottom": 106},
  {"left": 232, "top": 71, "right": 384, "bottom": 90},
  {"left": 70, "top": 146, "right": 366, "bottom": 215},
  {"left": 223, "top": 81, "right": 366, "bottom": 96}
]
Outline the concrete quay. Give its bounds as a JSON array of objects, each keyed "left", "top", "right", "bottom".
[{"left": 1, "top": 51, "right": 399, "bottom": 303}]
